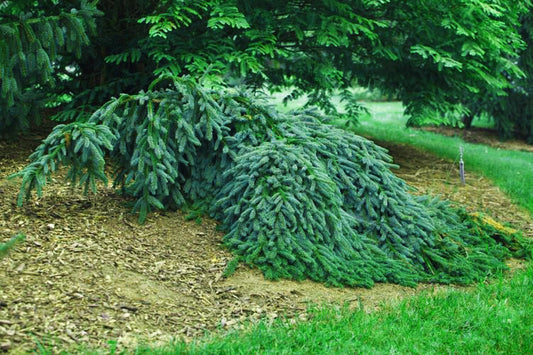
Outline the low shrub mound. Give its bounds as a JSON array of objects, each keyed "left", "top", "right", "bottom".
[{"left": 12, "top": 77, "right": 530, "bottom": 287}]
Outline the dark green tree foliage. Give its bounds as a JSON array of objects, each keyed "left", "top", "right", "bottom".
[
  {"left": 13, "top": 78, "right": 527, "bottom": 287},
  {"left": 429, "top": 4, "right": 533, "bottom": 142},
  {"left": 142, "top": 0, "right": 528, "bottom": 120},
  {"left": 3, "top": 1, "right": 531, "bottom": 137},
  {"left": 0, "top": 0, "right": 100, "bottom": 134},
  {"left": 488, "top": 10, "right": 533, "bottom": 142}
]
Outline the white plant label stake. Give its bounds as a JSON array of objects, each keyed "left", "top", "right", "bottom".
[{"left": 459, "top": 146, "right": 465, "bottom": 185}]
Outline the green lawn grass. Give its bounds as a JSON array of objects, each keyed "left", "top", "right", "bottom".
[
  {"left": 124, "top": 266, "right": 533, "bottom": 354},
  {"left": 343, "top": 102, "right": 533, "bottom": 215}
]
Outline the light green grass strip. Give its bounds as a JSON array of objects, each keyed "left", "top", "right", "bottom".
[
  {"left": 132, "top": 266, "right": 533, "bottom": 354},
  {"left": 345, "top": 102, "right": 533, "bottom": 215}
]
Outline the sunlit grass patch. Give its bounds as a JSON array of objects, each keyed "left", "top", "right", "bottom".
[{"left": 126, "top": 266, "right": 533, "bottom": 354}]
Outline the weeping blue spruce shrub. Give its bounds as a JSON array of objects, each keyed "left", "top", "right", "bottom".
[
  {"left": 213, "top": 110, "right": 520, "bottom": 287},
  {"left": 13, "top": 77, "right": 529, "bottom": 287}
]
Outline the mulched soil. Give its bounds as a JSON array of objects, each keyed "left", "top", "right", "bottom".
[{"left": 1, "top": 130, "right": 532, "bottom": 354}]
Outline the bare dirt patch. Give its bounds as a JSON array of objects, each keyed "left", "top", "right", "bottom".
[{"left": 1, "top": 131, "right": 531, "bottom": 354}]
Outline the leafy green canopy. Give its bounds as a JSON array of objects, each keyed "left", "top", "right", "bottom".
[
  {"left": 1, "top": 0, "right": 532, "bottom": 138},
  {"left": 478, "top": 10, "right": 533, "bottom": 142},
  {"left": 12, "top": 78, "right": 529, "bottom": 287},
  {"left": 419, "top": 8, "right": 533, "bottom": 142}
]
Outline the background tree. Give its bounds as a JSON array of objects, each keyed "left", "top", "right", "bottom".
[
  {"left": 467, "top": 9, "right": 533, "bottom": 142},
  {"left": 2, "top": 0, "right": 530, "bottom": 130},
  {"left": 0, "top": 0, "right": 100, "bottom": 133},
  {"left": 3, "top": 0, "right": 531, "bottom": 287}
]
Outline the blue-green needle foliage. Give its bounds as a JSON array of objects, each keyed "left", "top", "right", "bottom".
[
  {"left": 13, "top": 122, "right": 114, "bottom": 204},
  {"left": 12, "top": 77, "right": 530, "bottom": 287}
]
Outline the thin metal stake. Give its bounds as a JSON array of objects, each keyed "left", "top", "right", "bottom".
[{"left": 459, "top": 147, "right": 465, "bottom": 184}]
